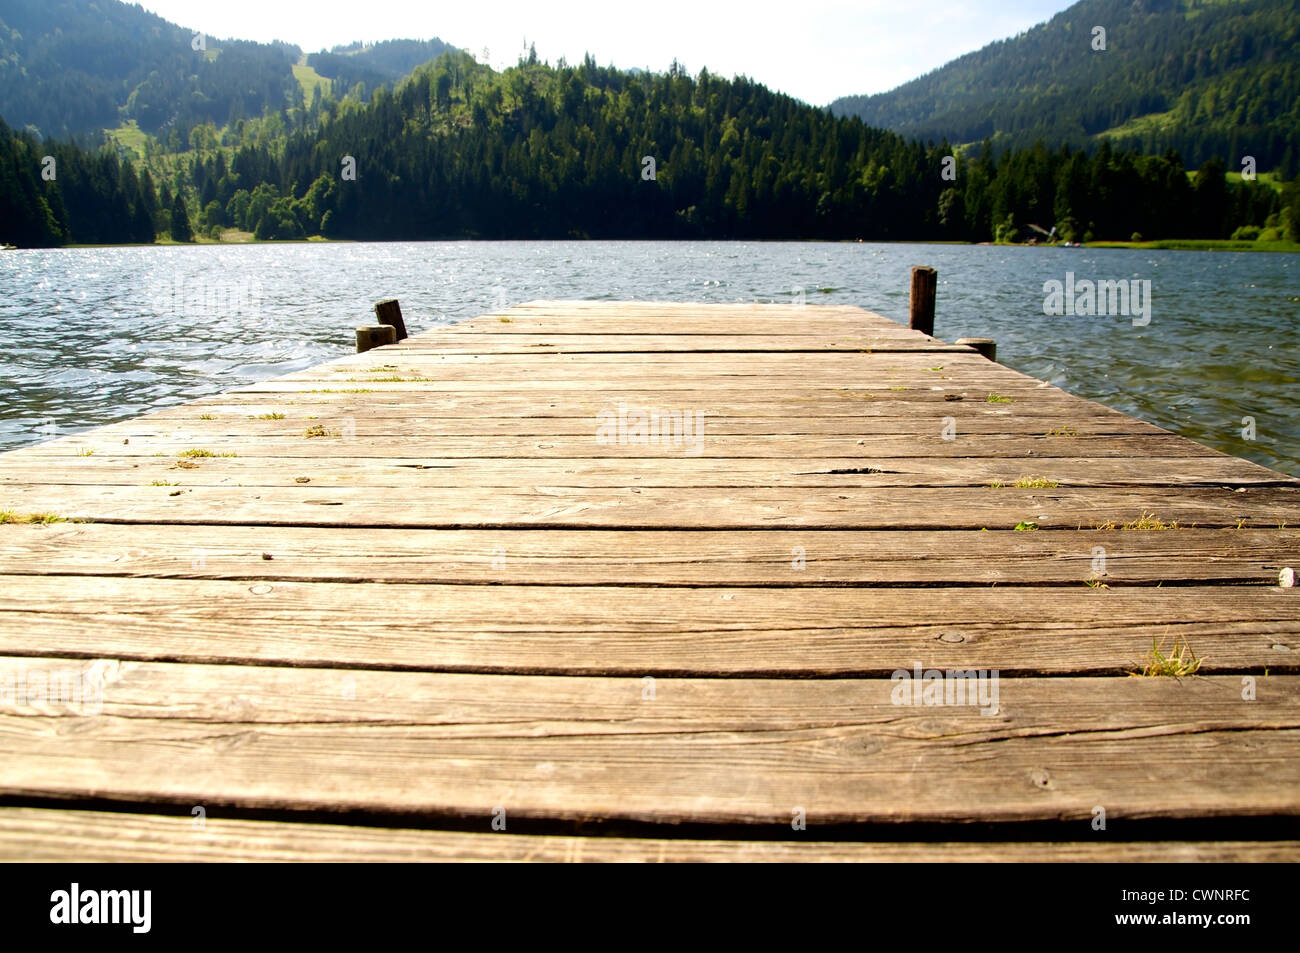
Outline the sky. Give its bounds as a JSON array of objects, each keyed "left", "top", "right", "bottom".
[{"left": 136, "top": 0, "right": 1078, "bottom": 105}]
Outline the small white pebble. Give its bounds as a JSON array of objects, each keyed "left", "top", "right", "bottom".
[{"left": 1281, "top": 568, "right": 1296, "bottom": 588}]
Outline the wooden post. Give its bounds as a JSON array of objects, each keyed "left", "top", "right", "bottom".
[
  {"left": 356, "top": 324, "right": 397, "bottom": 353},
  {"left": 909, "top": 266, "right": 937, "bottom": 337},
  {"left": 373, "top": 299, "right": 408, "bottom": 341},
  {"left": 956, "top": 337, "right": 997, "bottom": 362}
]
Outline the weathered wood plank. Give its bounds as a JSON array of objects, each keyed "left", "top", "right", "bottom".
[
  {"left": 1, "top": 808, "right": 1291, "bottom": 862},
  {"left": 4, "top": 416, "right": 1176, "bottom": 440},
  {"left": 2, "top": 524, "right": 1292, "bottom": 586},
  {"left": 0, "top": 577, "right": 1294, "bottom": 674},
  {"left": 1, "top": 483, "right": 1292, "bottom": 528},
  {"left": 5, "top": 434, "right": 1224, "bottom": 460},
  {"left": 0, "top": 456, "right": 1285, "bottom": 488},
  {"left": 1, "top": 662, "right": 1296, "bottom": 825},
  {"left": 385, "top": 335, "right": 973, "bottom": 353},
  {"left": 125, "top": 397, "right": 1171, "bottom": 422}
]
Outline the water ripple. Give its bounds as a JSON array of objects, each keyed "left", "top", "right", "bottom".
[{"left": 0, "top": 241, "right": 1296, "bottom": 474}]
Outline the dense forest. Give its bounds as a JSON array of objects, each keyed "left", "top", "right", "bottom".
[
  {"left": 831, "top": 0, "right": 1300, "bottom": 174},
  {"left": 307, "top": 39, "right": 457, "bottom": 98},
  {"left": 0, "top": 0, "right": 302, "bottom": 140},
  {"left": 0, "top": 117, "right": 159, "bottom": 246},
  {"left": 3, "top": 53, "right": 1296, "bottom": 248}
]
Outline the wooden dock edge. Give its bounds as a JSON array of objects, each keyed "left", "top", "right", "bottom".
[{"left": 2, "top": 808, "right": 1296, "bottom": 863}]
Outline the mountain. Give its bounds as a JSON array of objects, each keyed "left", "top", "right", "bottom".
[
  {"left": 178, "top": 56, "right": 1291, "bottom": 244},
  {"left": 307, "top": 38, "right": 457, "bottom": 97},
  {"left": 3, "top": 50, "right": 1294, "bottom": 248},
  {"left": 2, "top": 1, "right": 1295, "bottom": 247},
  {"left": 829, "top": 0, "right": 1300, "bottom": 173},
  {"left": 0, "top": 0, "right": 302, "bottom": 140}
]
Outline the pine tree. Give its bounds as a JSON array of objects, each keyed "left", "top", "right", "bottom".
[{"left": 170, "top": 193, "right": 194, "bottom": 242}]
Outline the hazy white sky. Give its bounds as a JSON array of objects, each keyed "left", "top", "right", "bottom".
[{"left": 136, "top": 0, "right": 1076, "bottom": 105}]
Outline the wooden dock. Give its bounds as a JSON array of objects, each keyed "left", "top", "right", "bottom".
[{"left": 1, "top": 299, "right": 1298, "bottom": 861}]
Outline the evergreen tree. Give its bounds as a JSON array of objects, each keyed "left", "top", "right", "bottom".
[{"left": 170, "top": 193, "right": 194, "bottom": 242}]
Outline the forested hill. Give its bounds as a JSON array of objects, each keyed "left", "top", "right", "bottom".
[
  {"left": 0, "top": 0, "right": 302, "bottom": 139},
  {"left": 307, "top": 39, "right": 457, "bottom": 97},
  {"left": 3, "top": 45, "right": 1297, "bottom": 247},
  {"left": 829, "top": 0, "right": 1300, "bottom": 174},
  {"left": 167, "top": 55, "right": 1294, "bottom": 244}
]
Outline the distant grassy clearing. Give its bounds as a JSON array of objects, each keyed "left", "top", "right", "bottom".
[
  {"left": 105, "top": 120, "right": 149, "bottom": 160},
  {"left": 292, "top": 64, "right": 331, "bottom": 102},
  {"left": 1088, "top": 239, "right": 1300, "bottom": 253}
]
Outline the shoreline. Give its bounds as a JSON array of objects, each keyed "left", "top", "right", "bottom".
[{"left": 30, "top": 237, "right": 1300, "bottom": 252}]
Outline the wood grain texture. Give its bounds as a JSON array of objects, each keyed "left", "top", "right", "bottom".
[
  {"left": 0, "top": 576, "right": 1295, "bottom": 675},
  {"left": 1, "top": 523, "right": 1293, "bottom": 585},
  {"left": 2, "top": 808, "right": 1292, "bottom": 862},
  {"left": 0, "top": 456, "right": 1285, "bottom": 488},
  {"left": 2, "top": 299, "right": 1296, "bottom": 859},
  {"left": 1, "top": 482, "right": 1293, "bottom": 528},
  {"left": 0, "top": 660, "right": 1297, "bottom": 826}
]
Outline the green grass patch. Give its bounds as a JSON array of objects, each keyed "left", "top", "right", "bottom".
[
  {"left": 105, "top": 120, "right": 150, "bottom": 160},
  {"left": 986, "top": 393, "right": 1012, "bottom": 403},
  {"left": 346, "top": 375, "right": 432, "bottom": 383},
  {"left": 292, "top": 63, "right": 331, "bottom": 102},
  {"left": 1088, "top": 239, "right": 1300, "bottom": 253},
  {"left": 178, "top": 448, "right": 238, "bottom": 458},
  {"left": 258, "top": 413, "right": 286, "bottom": 420},
  {"left": 1095, "top": 512, "right": 1182, "bottom": 531},
  {"left": 0, "top": 511, "right": 70, "bottom": 525},
  {"left": 1129, "top": 636, "right": 1204, "bottom": 678},
  {"left": 1013, "top": 521, "right": 1039, "bottom": 531},
  {"left": 1013, "top": 475, "right": 1059, "bottom": 488},
  {"left": 1226, "top": 171, "right": 1284, "bottom": 193},
  {"left": 1095, "top": 109, "right": 1179, "bottom": 141}
]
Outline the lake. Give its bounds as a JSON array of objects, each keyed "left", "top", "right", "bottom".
[{"left": 1, "top": 240, "right": 1297, "bottom": 474}]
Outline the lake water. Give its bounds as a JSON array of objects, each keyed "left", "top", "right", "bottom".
[{"left": 1, "top": 241, "right": 1297, "bottom": 474}]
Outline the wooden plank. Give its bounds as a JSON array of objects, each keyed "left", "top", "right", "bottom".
[
  {"left": 0, "top": 577, "right": 1294, "bottom": 675},
  {"left": 127, "top": 396, "right": 1173, "bottom": 420},
  {"left": 1, "top": 661, "right": 1296, "bottom": 825},
  {"left": 0, "top": 455, "right": 1285, "bottom": 488},
  {"left": 4, "top": 434, "right": 1226, "bottom": 460},
  {"left": 232, "top": 352, "right": 1056, "bottom": 378},
  {"left": 4, "top": 415, "right": 1176, "bottom": 440},
  {"left": 452, "top": 301, "right": 935, "bottom": 336},
  {"left": 385, "top": 335, "right": 973, "bottom": 353},
  {"left": 1, "top": 482, "right": 1292, "bottom": 529},
  {"left": 0, "top": 808, "right": 1292, "bottom": 862},
  {"left": 1, "top": 524, "right": 1293, "bottom": 586}
]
